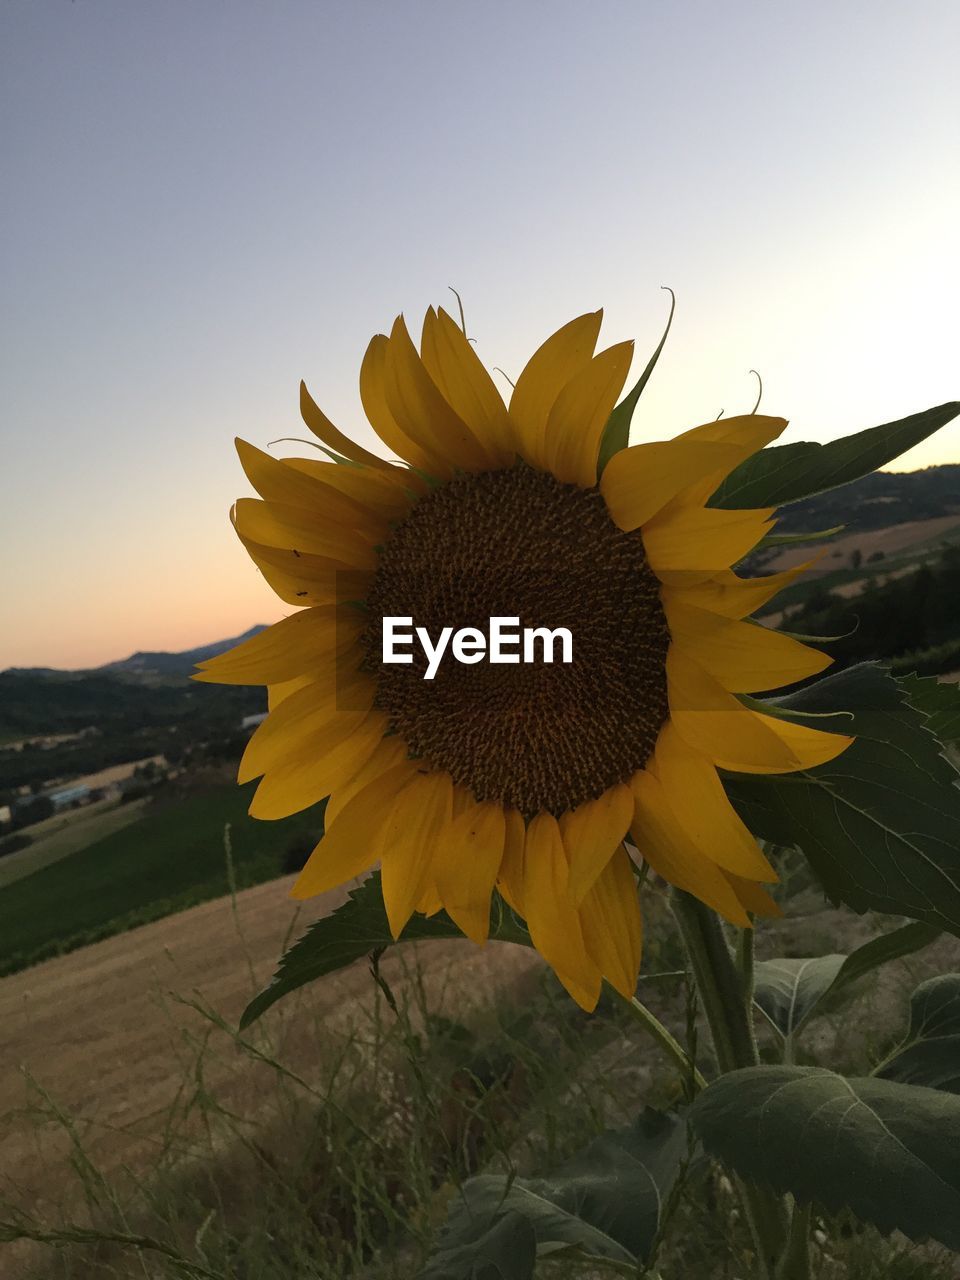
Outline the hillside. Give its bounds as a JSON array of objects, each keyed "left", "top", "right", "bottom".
[
  {"left": 0, "top": 626, "right": 269, "bottom": 786},
  {"left": 0, "top": 671, "right": 263, "bottom": 742},
  {"left": 0, "top": 626, "right": 270, "bottom": 795},
  {"left": 768, "top": 462, "right": 960, "bottom": 533}
]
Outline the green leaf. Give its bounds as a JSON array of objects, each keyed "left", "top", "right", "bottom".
[
  {"left": 830, "top": 922, "right": 943, "bottom": 987},
  {"left": 596, "top": 288, "right": 675, "bottom": 476},
  {"left": 423, "top": 1110, "right": 689, "bottom": 1277},
  {"left": 690, "top": 1065, "right": 960, "bottom": 1249},
  {"left": 421, "top": 1209, "right": 537, "bottom": 1280},
  {"left": 754, "top": 524, "right": 845, "bottom": 550},
  {"left": 752, "top": 956, "right": 845, "bottom": 1040},
  {"left": 727, "top": 664, "right": 960, "bottom": 936},
  {"left": 876, "top": 974, "right": 960, "bottom": 1094},
  {"left": 753, "top": 922, "right": 940, "bottom": 1041},
  {"left": 240, "top": 874, "right": 530, "bottom": 1029},
  {"left": 899, "top": 672, "right": 960, "bottom": 746},
  {"left": 711, "top": 401, "right": 960, "bottom": 509}
]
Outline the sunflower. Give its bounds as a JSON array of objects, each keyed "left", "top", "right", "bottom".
[{"left": 196, "top": 308, "right": 852, "bottom": 1010}]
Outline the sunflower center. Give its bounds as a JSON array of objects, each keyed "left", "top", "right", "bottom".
[{"left": 361, "top": 463, "right": 670, "bottom": 817}]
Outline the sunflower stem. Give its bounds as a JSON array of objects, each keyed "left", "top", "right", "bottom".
[
  {"left": 737, "top": 920, "right": 756, "bottom": 1014},
  {"left": 670, "top": 891, "right": 756, "bottom": 1072},
  {"left": 670, "top": 890, "right": 788, "bottom": 1279},
  {"left": 614, "top": 991, "right": 708, "bottom": 1092}
]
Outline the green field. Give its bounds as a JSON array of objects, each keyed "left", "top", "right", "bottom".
[
  {"left": 0, "top": 782, "right": 322, "bottom": 975},
  {"left": 761, "top": 520, "right": 960, "bottom": 616},
  {"left": 0, "top": 797, "right": 148, "bottom": 891}
]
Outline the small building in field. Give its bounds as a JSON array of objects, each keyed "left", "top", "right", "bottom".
[{"left": 46, "top": 784, "right": 92, "bottom": 812}]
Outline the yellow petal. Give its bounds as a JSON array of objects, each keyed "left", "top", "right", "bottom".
[
  {"left": 679, "top": 414, "right": 788, "bottom": 452},
  {"left": 433, "top": 800, "right": 506, "bottom": 944},
  {"left": 299, "top": 379, "right": 393, "bottom": 470},
  {"left": 249, "top": 709, "right": 388, "bottom": 819},
  {"left": 325, "top": 735, "right": 415, "bottom": 827},
  {"left": 544, "top": 341, "right": 634, "bottom": 487},
  {"left": 232, "top": 519, "right": 375, "bottom": 594},
  {"left": 508, "top": 312, "right": 602, "bottom": 469},
  {"left": 383, "top": 316, "right": 494, "bottom": 473},
  {"left": 239, "top": 538, "right": 371, "bottom": 608},
  {"left": 652, "top": 722, "right": 776, "bottom": 881},
  {"left": 601, "top": 439, "right": 747, "bottom": 531},
  {"left": 724, "top": 871, "right": 783, "bottom": 919},
  {"left": 726, "top": 709, "right": 853, "bottom": 775},
  {"left": 667, "top": 649, "right": 853, "bottom": 775},
  {"left": 268, "top": 675, "right": 312, "bottom": 709},
  {"left": 497, "top": 808, "right": 527, "bottom": 912},
  {"left": 194, "top": 605, "right": 362, "bottom": 686},
  {"left": 233, "top": 498, "right": 380, "bottom": 564},
  {"left": 291, "top": 762, "right": 415, "bottom": 900},
  {"left": 236, "top": 438, "right": 369, "bottom": 515},
  {"left": 380, "top": 771, "right": 454, "bottom": 937},
  {"left": 553, "top": 965, "right": 604, "bottom": 1012},
  {"left": 419, "top": 308, "right": 516, "bottom": 460},
  {"left": 416, "top": 882, "right": 444, "bottom": 916},
  {"left": 559, "top": 782, "right": 634, "bottom": 904},
  {"left": 666, "top": 561, "right": 813, "bottom": 620},
  {"left": 664, "top": 599, "right": 832, "bottom": 692},
  {"left": 359, "top": 333, "right": 436, "bottom": 471},
  {"left": 236, "top": 534, "right": 362, "bottom": 584},
  {"left": 578, "top": 845, "right": 643, "bottom": 998},
  {"left": 662, "top": 414, "right": 788, "bottom": 507},
  {"left": 237, "top": 443, "right": 388, "bottom": 532},
  {"left": 642, "top": 503, "right": 775, "bottom": 583},
  {"left": 283, "top": 454, "right": 422, "bottom": 520},
  {"left": 666, "top": 648, "right": 802, "bottom": 770},
  {"left": 522, "top": 813, "right": 602, "bottom": 1010},
  {"left": 239, "top": 665, "right": 372, "bottom": 781},
  {"left": 630, "top": 769, "right": 750, "bottom": 925}
]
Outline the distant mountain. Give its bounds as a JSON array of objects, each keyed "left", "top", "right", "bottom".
[
  {"left": 2, "top": 626, "right": 269, "bottom": 682},
  {"left": 98, "top": 625, "right": 269, "bottom": 678}
]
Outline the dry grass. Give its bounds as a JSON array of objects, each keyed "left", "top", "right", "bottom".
[
  {"left": 1, "top": 875, "right": 540, "bottom": 1214},
  {"left": 1, "top": 873, "right": 548, "bottom": 1277},
  {"left": 2, "top": 868, "right": 959, "bottom": 1279}
]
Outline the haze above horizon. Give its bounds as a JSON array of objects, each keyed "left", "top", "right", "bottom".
[{"left": 2, "top": 1, "right": 958, "bottom": 670}]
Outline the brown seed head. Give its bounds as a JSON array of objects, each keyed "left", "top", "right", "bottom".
[{"left": 361, "top": 463, "right": 670, "bottom": 817}]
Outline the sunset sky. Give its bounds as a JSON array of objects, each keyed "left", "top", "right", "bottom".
[{"left": 2, "top": 1, "right": 958, "bottom": 670}]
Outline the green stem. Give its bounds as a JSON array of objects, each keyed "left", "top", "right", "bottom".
[
  {"left": 670, "top": 891, "right": 789, "bottom": 1279},
  {"left": 737, "top": 918, "right": 764, "bottom": 1067},
  {"left": 783, "top": 1032, "right": 796, "bottom": 1066},
  {"left": 738, "top": 921, "right": 755, "bottom": 1009},
  {"left": 671, "top": 891, "right": 757, "bottom": 1074},
  {"left": 615, "top": 990, "right": 708, "bottom": 1091},
  {"left": 775, "top": 1201, "right": 812, "bottom": 1280}
]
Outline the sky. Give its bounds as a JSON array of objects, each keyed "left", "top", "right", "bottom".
[{"left": 1, "top": 0, "right": 958, "bottom": 670}]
